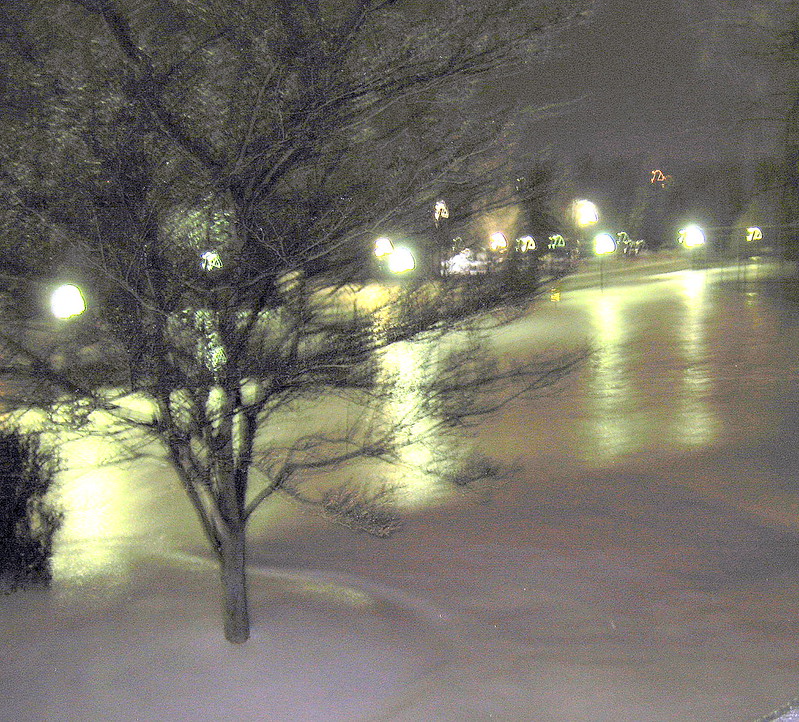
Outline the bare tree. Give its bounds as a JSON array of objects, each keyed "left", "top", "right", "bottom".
[{"left": 0, "top": 0, "right": 589, "bottom": 642}]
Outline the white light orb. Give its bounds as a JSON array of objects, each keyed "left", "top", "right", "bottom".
[
  {"left": 50, "top": 284, "right": 86, "bottom": 319},
  {"left": 574, "top": 200, "right": 599, "bottom": 227},
  {"left": 200, "top": 250, "right": 223, "bottom": 270},
  {"left": 593, "top": 232, "right": 616, "bottom": 255},
  {"left": 374, "top": 237, "right": 394, "bottom": 258},
  {"left": 387, "top": 247, "right": 416, "bottom": 274},
  {"left": 679, "top": 224, "right": 705, "bottom": 248},
  {"left": 489, "top": 232, "right": 508, "bottom": 251}
]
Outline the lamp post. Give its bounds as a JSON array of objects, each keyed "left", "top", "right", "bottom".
[
  {"left": 200, "top": 250, "right": 223, "bottom": 271},
  {"left": 593, "top": 232, "right": 616, "bottom": 291},
  {"left": 573, "top": 199, "right": 599, "bottom": 264},
  {"left": 678, "top": 224, "right": 705, "bottom": 269}
]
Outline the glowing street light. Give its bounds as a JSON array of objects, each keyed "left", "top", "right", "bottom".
[
  {"left": 489, "top": 232, "right": 508, "bottom": 251},
  {"left": 374, "top": 236, "right": 394, "bottom": 258},
  {"left": 593, "top": 232, "right": 616, "bottom": 292},
  {"left": 434, "top": 200, "right": 449, "bottom": 226},
  {"left": 50, "top": 283, "right": 86, "bottom": 319},
  {"left": 735, "top": 227, "right": 763, "bottom": 285},
  {"left": 593, "top": 232, "right": 617, "bottom": 256},
  {"left": 678, "top": 224, "right": 705, "bottom": 248},
  {"left": 373, "top": 236, "right": 416, "bottom": 274},
  {"left": 574, "top": 199, "right": 599, "bottom": 227},
  {"left": 746, "top": 226, "right": 762, "bottom": 242},
  {"left": 200, "top": 250, "right": 223, "bottom": 271},
  {"left": 387, "top": 246, "right": 416, "bottom": 274}
]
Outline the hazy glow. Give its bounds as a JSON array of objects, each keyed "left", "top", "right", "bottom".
[
  {"left": 193, "top": 309, "right": 227, "bottom": 372},
  {"left": 277, "top": 269, "right": 304, "bottom": 295},
  {"left": 679, "top": 224, "right": 705, "bottom": 248},
  {"left": 489, "top": 232, "right": 508, "bottom": 251},
  {"left": 49, "top": 433, "right": 136, "bottom": 583},
  {"left": 593, "top": 232, "right": 616, "bottom": 255},
  {"left": 681, "top": 270, "right": 706, "bottom": 305},
  {"left": 50, "top": 284, "right": 86, "bottom": 319},
  {"left": 387, "top": 246, "right": 415, "bottom": 274},
  {"left": 340, "top": 283, "right": 394, "bottom": 313},
  {"left": 373, "top": 237, "right": 394, "bottom": 258},
  {"left": 573, "top": 199, "right": 599, "bottom": 226}
]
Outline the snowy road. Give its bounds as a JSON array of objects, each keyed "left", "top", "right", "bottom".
[{"left": 3, "top": 265, "right": 799, "bottom": 721}]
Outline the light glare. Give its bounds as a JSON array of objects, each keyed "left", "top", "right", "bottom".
[
  {"left": 594, "top": 232, "right": 616, "bottom": 255},
  {"left": 374, "top": 237, "right": 394, "bottom": 258},
  {"left": 574, "top": 200, "right": 599, "bottom": 226},
  {"left": 489, "top": 232, "right": 508, "bottom": 251},
  {"left": 679, "top": 224, "right": 705, "bottom": 248},
  {"left": 387, "top": 247, "right": 415, "bottom": 274},
  {"left": 51, "top": 284, "right": 86, "bottom": 319}
]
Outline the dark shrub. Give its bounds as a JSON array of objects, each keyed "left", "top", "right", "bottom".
[{"left": 0, "top": 430, "right": 62, "bottom": 592}]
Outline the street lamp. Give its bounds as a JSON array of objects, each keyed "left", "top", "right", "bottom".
[
  {"left": 387, "top": 246, "right": 416, "bottom": 274},
  {"left": 434, "top": 200, "right": 449, "bottom": 227},
  {"left": 489, "top": 232, "right": 508, "bottom": 252},
  {"left": 50, "top": 283, "right": 86, "bottom": 319},
  {"left": 739, "top": 227, "right": 763, "bottom": 284},
  {"left": 374, "top": 236, "right": 394, "bottom": 258},
  {"left": 678, "top": 224, "right": 705, "bottom": 249},
  {"left": 593, "top": 232, "right": 616, "bottom": 291},
  {"left": 678, "top": 224, "right": 706, "bottom": 269},
  {"left": 573, "top": 199, "right": 599, "bottom": 227},
  {"left": 746, "top": 226, "right": 762, "bottom": 243},
  {"left": 374, "top": 236, "right": 416, "bottom": 274}
]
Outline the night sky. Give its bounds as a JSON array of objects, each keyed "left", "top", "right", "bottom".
[{"left": 506, "top": 0, "right": 777, "bottom": 166}]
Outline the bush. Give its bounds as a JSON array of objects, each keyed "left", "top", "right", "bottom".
[{"left": 0, "top": 430, "right": 62, "bottom": 592}]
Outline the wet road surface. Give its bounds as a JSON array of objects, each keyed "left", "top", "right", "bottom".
[{"left": 6, "top": 263, "right": 799, "bottom": 721}]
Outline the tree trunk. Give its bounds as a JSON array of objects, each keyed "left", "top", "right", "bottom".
[{"left": 220, "top": 529, "right": 250, "bottom": 643}]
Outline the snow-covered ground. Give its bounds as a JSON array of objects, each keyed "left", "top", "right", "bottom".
[{"left": 3, "top": 266, "right": 799, "bottom": 721}]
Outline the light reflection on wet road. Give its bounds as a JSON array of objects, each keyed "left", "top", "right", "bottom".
[
  {"left": 487, "top": 268, "right": 799, "bottom": 473},
  {"left": 26, "top": 263, "right": 799, "bottom": 720},
  {"left": 51, "top": 267, "right": 799, "bottom": 570}
]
